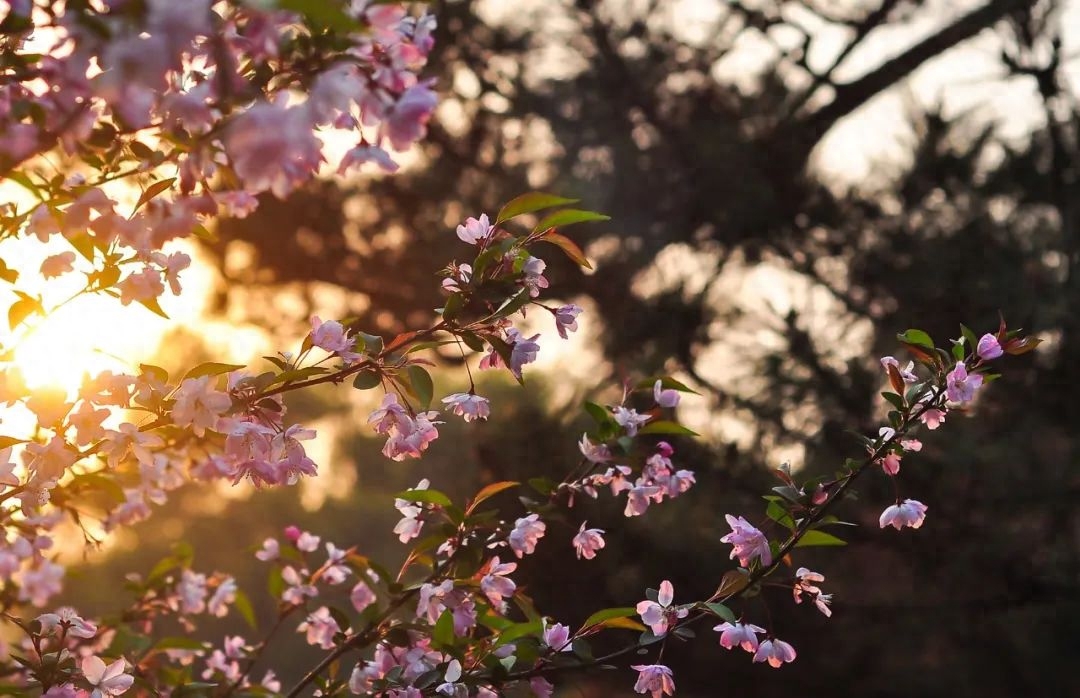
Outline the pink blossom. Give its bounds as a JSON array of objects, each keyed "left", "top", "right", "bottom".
[
  {"left": 636, "top": 580, "right": 688, "bottom": 637},
  {"left": 480, "top": 556, "right": 517, "bottom": 607},
  {"left": 879, "top": 499, "right": 928, "bottom": 530},
  {"left": 441, "top": 393, "right": 490, "bottom": 422},
  {"left": 37, "top": 607, "right": 97, "bottom": 639},
  {"left": 793, "top": 568, "right": 832, "bottom": 617},
  {"left": 369, "top": 393, "right": 411, "bottom": 434},
  {"left": 542, "top": 621, "right": 572, "bottom": 651},
  {"left": 351, "top": 581, "right": 376, "bottom": 613},
  {"left": 653, "top": 380, "right": 680, "bottom": 408},
  {"left": 554, "top": 304, "right": 583, "bottom": 339},
  {"left": 613, "top": 406, "right": 651, "bottom": 436},
  {"left": 23, "top": 435, "right": 77, "bottom": 484},
  {"left": 280, "top": 566, "right": 318, "bottom": 605},
  {"left": 208, "top": 577, "right": 237, "bottom": 617},
  {"left": 394, "top": 479, "right": 429, "bottom": 543},
  {"left": 298, "top": 607, "right": 340, "bottom": 649},
  {"left": 117, "top": 267, "right": 165, "bottom": 305},
  {"left": 310, "top": 316, "right": 360, "bottom": 362},
  {"left": 721, "top": 514, "right": 772, "bottom": 567},
  {"left": 753, "top": 638, "right": 797, "bottom": 668},
  {"left": 880, "top": 452, "right": 901, "bottom": 476},
  {"left": 68, "top": 401, "right": 110, "bottom": 446},
  {"left": 946, "top": 363, "right": 983, "bottom": 404},
  {"left": 255, "top": 538, "right": 279, "bottom": 561},
  {"left": 456, "top": 214, "right": 493, "bottom": 245},
  {"left": 920, "top": 408, "right": 946, "bottom": 430},
  {"left": 624, "top": 484, "right": 662, "bottom": 517},
  {"left": 530, "top": 677, "right": 554, "bottom": 698},
  {"left": 880, "top": 356, "right": 917, "bottom": 383},
  {"left": 507, "top": 329, "right": 541, "bottom": 379},
  {"left": 901, "top": 438, "right": 923, "bottom": 452},
  {"left": 82, "top": 656, "right": 133, "bottom": 697},
  {"left": 631, "top": 664, "right": 675, "bottom": 698},
  {"left": 224, "top": 102, "right": 323, "bottom": 198},
  {"left": 508, "top": 514, "right": 546, "bottom": 558},
  {"left": 416, "top": 580, "right": 454, "bottom": 623},
  {"left": 40, "top": 252, "right": 75, "bottom": 279},
  {"left": 578, "top": 434, "right": 612, "bottom": 464},
  {"left": 382, "top": 82, "right": 438, "bottom": 151},
  {"left": 172, "top": 376, "right": 231, "bottom": 437},
  {"left": 572, "top": 522, "right": 606, "bottom": 560},
  {"left": 522, "top": 256, "right": 549, "bottom": 298},
  {"left": 435, "top": 659, "right": 464, "bottom": 697},
  {"left": 714, "top": 621, "right": 765, "bottom": 652},
  {"left": 977, "top": 333, "right": 1004, "bottom": 360},
  {"left": 296, "top": 532, "right": 321, "bottom": 553},
  {"left": 339, "top": 144, "right": 399, "bottom": 174},
  {"left": 18, "top": 559, "right": 64, "bottom": 606},
  {"left": 176, "top": 569, "right": 208, "bottom": 614}
]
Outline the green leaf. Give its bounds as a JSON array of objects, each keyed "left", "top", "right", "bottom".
[
  {"left": 355, "top": 332, "right": 384, "bottom": 356},
  {"left": 496, "top": 192, "right": 579, "bottom": 224},
  {"left": 277, "top": 0, "right": 358, "bottom": 30},
  {"left": 458, "top": 331, "right": 485, "bottom": 353},
  {"left": 960, "top": 323, "right": 980, "bottom": 352},
  {"left": 714, "top": 569, "right": 749, "bottom": 598},
  {"left": 133, "top": 177, "right": 176, "bottom": 213},
  {"left": 233, "top": 589, "right": 257, "bottom": 630},
  {"left": 635, "top": 376, "right": 700, "bottom": 395},
  {"left": 182, "top": 362, "right": 246, "bottom": 382},
  {"left": 897, "top": 329, "right": 934, "bottom": 350},
  {"left": 487, "top": 288, "right": 532, "bottom": 322},
  {"left": 352, "top": 369, "right": 381, "bottom": 390},
  {"left": 495, "top": 619, "right": 543, "bottom": 646},
  {"left": 537, "top": 231, "right": 592, "bottom": 269},
  {"left": 794, "top": 530, "right": 847, "bottom": 548},
  {"left": 581, "top": 607, "right": 638, "bottom": 629},
  {"left": 467, "top": 481, "right": 519, "bottom": 512},
  {"left": 405, "top": 365, "right": 434, "bottom": 409},
  {"left": 532, "top": 209, "right": 609, "bottom": 233},
  {"left": 432, "top": 609, "right": 456, "bottom": 649},
  {"left": 637, "top": 420, "right": 698, "bottom": 436},
  {"left": 394, "top": 488, "right": 453, "bottom": 507},
  {"left": 583, "top": 401, "right": 611, "bottom": 426},
  {"left": 881, "top": 391, "right": 905, "bottom": 411},
  {"left": 702, "top": 602, "right": 736, "bottom": 623},
  {"left": 764, "top": 500, "right": 795, "bottom": 530}
]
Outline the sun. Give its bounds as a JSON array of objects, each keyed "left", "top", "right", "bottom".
[{"left": 10, "top": 293, "right": 158, "bottom": 394}]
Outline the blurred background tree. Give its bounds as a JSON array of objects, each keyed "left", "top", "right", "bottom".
[{"left": 78, "top": 0, "right": 1080, "bottom": 695}]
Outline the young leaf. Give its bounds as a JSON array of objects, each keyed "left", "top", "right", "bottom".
[
  {"left": 405, "top": 365, "right": 434, "bottom": 409},
  {"left": 352, "top": 369, "right": 381, "bottom": 390},
  {"left": 537, "top": 231, "right": 592, "bottom": 269},
  {"left": 581, "top": 607, "right": 638, "bottom": 630},
  {"left": 897, "top": 329, "right": 934, "bottom": 350},
  {"left": 393, "top": 488, "right": 453, "bottom": 507},
  {"left": 637, "top": 420, "right": 698, "bottom": 436},
  {"left": 794, "top": 530, "right": 847, "bottom": 548},
  {"left": 532, "top": 209, "right": 610, "bottom": 233},
  {"left": 466, "top": 481, "right": 519, "bottom": 513},
  {"left": 182, "top": 362, "right": 246, "bottom": 382},
  {"left": 496, "top": 192, "right": 579, "bottom": 224},
  {"left": 432, "top": 609, "right": 456, "bottom": 649},
  {"left": 133, "top": 177, "right": 176, "bottom": 213}
]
